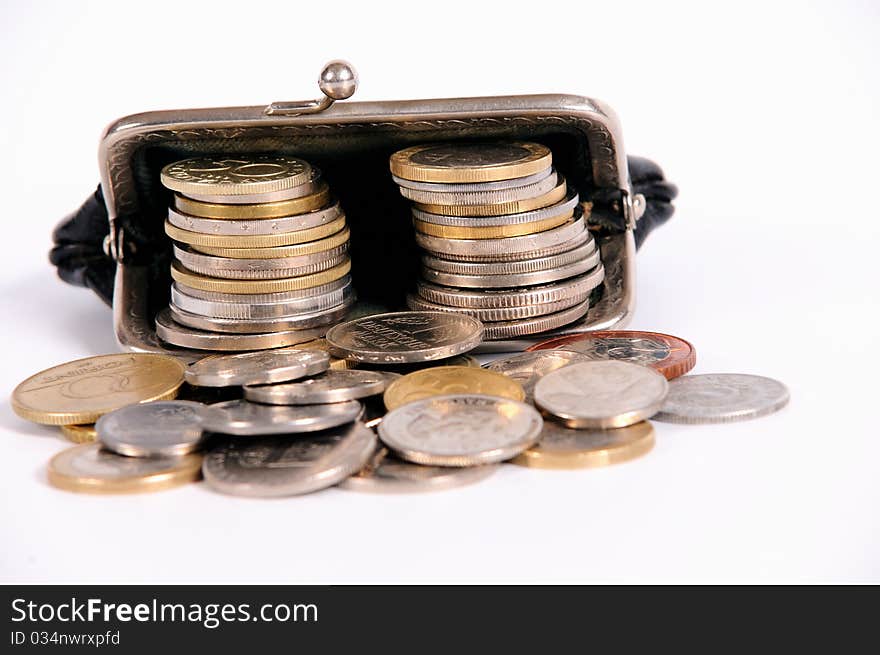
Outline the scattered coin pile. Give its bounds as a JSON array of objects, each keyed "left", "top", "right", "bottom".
[
  {"left": 391, "top": 142, "right": 605, "bottom": 340},
  {"left": 156, "top": 155, "right": 355, "bottom": 352},
  {"left": 11, "top": 314, "right": 791, "bottom": 497}
]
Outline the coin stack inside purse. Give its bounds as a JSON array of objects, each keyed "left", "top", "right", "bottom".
[
  {"left": 155, "top": 156, "right": 355, "bottom": 351},
  {"left": 390, "top": 142, "right": 605, "bottom": 340}
]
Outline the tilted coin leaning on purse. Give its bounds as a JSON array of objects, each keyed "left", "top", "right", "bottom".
[{"left": 51, "top": 61, "right": 677, "bottom": 359}]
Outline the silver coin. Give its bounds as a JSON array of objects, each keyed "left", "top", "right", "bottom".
[
  {"left": 171, "top": 279, "right": 355, "bottom": 320},
  {"left": 378, "top": 394, "right": 543, "bottom": 466},
  {"left": 202, "top": 399, "right": 362, "bottom": 436},
  {"left": 169, "top": 298, "right": 352, "bottom": 334},
  {"left": 155, "top": 307, "right": 326, "bottom": 351},
  {"left": 401, "top": 170, "right": 558, "bottom": 206},
  {"left": 175, "top": 275, "right": 350, "bottom": 303},
  {"left": 534, "top": 360, "right": 669, "bottom": 429},
  {"left": 482, "top": 300, "right": 591, "bottom": 340},
  {"left": 172, "top": 243, "right": 348, "bottom": 280},
  {"left": 338, "top": 446, "right": 497, "bottom": 493},
  {"left": 417, "top": 265, "right": 604, "bottom": 309},
  {"left": 185, "top": 349, "right": 330, "bottom": 388},
  {"left": 202, "top": 422, "right": 376, "bottom": 497},
  {"left": 96, "top": 400, "right": 207, "bottom": 457},
  {"left": 411, "top": 188, "right": 578, "bottom": 227},
  {"left": 653, "top": 374, "right": 790, "bottom": 424},
  {"left": 422, "top": 249, "right": 601, "bottom": 289},
  {"left": 406, "top": 293, "right": 588, "bottom": 322},
  {"left": 181, "top": 168, "right": 323, "bottom": 204},
  {"left": 392, "top": 166, "right": 552, "bottom": 193},
  {"left": 422, "top": 237, "right": 595, "bottom": 276},
  {"left": 415, "top": 215, "right": 587, "bottom": 260},
  {"left": 167, "top": 200, "right": 342, "bottom": 235},
  {"left": 244, "top": 369, "right": 400, "bottom": 405},
  {"left": 485, "top": 349, "right": 593, "bottom": 402},
  {"left": 325, "top": 311, "right": 484, "bottom": 364}
]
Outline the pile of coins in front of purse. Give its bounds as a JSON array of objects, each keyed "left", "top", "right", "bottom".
[{"left": 12, "top": 316, "right": 791, "bottom": 497}]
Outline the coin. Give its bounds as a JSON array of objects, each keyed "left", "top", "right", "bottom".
[
  {"left": 202, "top": 399, "right": 362, "bottom": 435},
  {"left": 485, "top": 350, "right": 592, "bottom": 402},
  {"left": 326, "top": 311, "right": 484, "bottom": 364},
  {"left": 96, "top": 400, "right": 207, "bottom": 457},
  {"left": 290, "top": 338, "right": 356, "bottom": 370},
  {"left": 416, "top": 265, "right": 604, "bottom": 308},
  {"left": 185, "top": 349, "right": 330, "bottom": 388},
  {"left": 59, "top": 424, "right": 97, "bottom": 444},
  {"left": 170, "top": 259, "right": 350, "bottom": 294},
  {"left": 245, "top": 369, "right": 398, "bottom": 405},
  {"left": 164, "top": 215, "right": 346, "bottom": 249},
  {"left": 422, "top": 238, "right": 595, "bottom": 275},
  {"left": 528, "top": 330, "right": 697, "bottom": 380},
  {"left": 413, "top": 213, "right": 572, "bottom": 239},
  {"left": 189, "top": 226, "right": 350, "bottom": 259},
  {"left": 175, "top": 276, "right": 350, "bottom": 303},
  {"left": 652, "top": 374, "right": 790, "bottom": 424},
  {"left": 394, "top": 165, "right": 553, "bottom": 192},
  {"left": 412, "top": 189, "right": 579, "bottom": 228},
  {"left": 390, "top": 142, "right": 552, "bottom": 183},
  {"left": 168, "top": 299, "right": 351, "bottom": 334},
  {"left": 400, "top": 170, "right": 558, "bottom": 205},
  {"left": 422, "top": 249, "right": 600, "bottom": 288},
  {"left": 161, "top": 155, "right": 312, "bottom": 196},
  {"left": 383, "top": 366, "right": 524, "bottom": 410},
  {"left": 167, "top": 200, "right": 342, "bottom": 235},
  {"left": 12, "top": 354, "right": 185, "bottom": 425},
  {"left": 202, "top": 422, "right": 376, "bottom": 497},
  {"left": 511, "top": 421, "right": 655, "bottom": 469},
  {"left": 413, "top": 176, "right": 566, "bottom": 217},
  {"left": 378, "top": 394, "right": 543, "bottom": 466},
  {"left": 406, "top": 293, "right": 588, "bottom": 322},
  {"left": 155, "top": 308, "right": 326, "bottom": 351},
  {"left": 47, "top": 444, "right": 202, "bottom": 494},
  {"left": 181, "top": 168, "right": 323, "bottom": 204},
  {"left": 339, "top": 447, "right": 497, "bottom": 493},
  {"left": 534, "top": 361, "right": 669, "bottom": 429},
  {"left": 481, "top": 300, "right": 591, "bottom": 340},
  {"left": 172, "top": 243, "right": 348, "bottom": 280},
  {"left": 173, "top": 183, "right": 330, "bottom": 219}
]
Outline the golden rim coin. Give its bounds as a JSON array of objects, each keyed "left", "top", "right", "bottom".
[
  {"left": 173, "top": 183, "right": 330, "bottom": 219},
  {"left": 383, "top": 366, "right": 525, "bottom": 410},
  {"left": 60, "top": 424, "right": 97, "bottom": 444},
  {"left": 511, "top": 421, "right": 655, "bottom": 469},
  {"left": 413, "top": 212, "right": 572, "bottom": 239},
  {"left": 165, "top": 216, "right": 346, "bottom": 249},
  {"left": 48, "top": 444, "right": 202, "bottom": 494},
  {"left": 390, "top": 142, "right": 552, "bottom": 183},
  {"left": 413, "top": 177, "right": 567, "bottom": 217},
  {"left": 170, "top": 259, "right": 351, "bottom": 294},
  {"left": 190, "top": 226, "right": 350, "bottom": 259},
  {"left": 161, "top": 156, "right": 313, "bottom": 196},
  {"left": 12, "top": 353, "right": 185, "bottom": 425}
]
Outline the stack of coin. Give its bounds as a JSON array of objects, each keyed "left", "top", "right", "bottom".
[
  {"left": 390, "top": 142, "right": 605, "bottom": 340},
  {"left": 156, "top": 155, "right": 355, "bottom": 351}
]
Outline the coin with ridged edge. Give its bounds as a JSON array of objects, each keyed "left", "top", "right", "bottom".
[
  {"left": 400, "top": 170, "right": 558, "bottom": 205},
  {"left": 413, "top": 176, "right": 566, "bottom": 217},
  {"left": 326, "top": 311, "right": 484, "bottom": 364},
  {"left": 173, "top": 183, "right": 330, "bottom": 219},
  {"left": 406, "top": 293, "right": 589, "bottom": 322},
  {"left": 185, "top": 349, "right": 330, "bottom": 388},
  {"left": 412, "top": 190, "right": 579, "bottom": 228},
  {"left": 422, "top": 249, "right": 600, "bottom": 288},
  {"left": 390, "top": 142, "right": 552, "bottom": 183},
  {"left": 59, "top": 424, "right": 97, "bottom": 444},
  {"left": 413, "top": 212, "right": 572, "bottom": 239},
  {"left": 202, "top": 399, "right": 362, "bottom": 436},
  {"left": 96, "top": 400, "right": 207, "bottom": 458},
  {"left": 245, "top": 369, "right": 399, "bottom": 405},
  {"left": 181, "top": 168, "right": 322, "bottom": 204},
  {"left": 482, "top": 300, "right": 591, "bottom": 340},
  {"left": 190, "top": 226, "right": 350, "bottom": 258},
  {"left": 393, "top": 166, "right": 552, "bottom": 193},
  {"left": 652, "top": 374, "right": 789, "bottom": 424},
  {"left": 174, "top": 276, "right": 350, "bottom": 303},
  {"left": 172, "top": 243, "right": 348, "bottom": 280},
  {"left": 512, "top": 421, "right": 655, "bottom": 469},
  {"left": 383, "top": 366, "right": 525, "bottom": 410},
  {"left": 170, "top": 259, "right": 350, "bottom": 294},
  {"left": 167, "top": 200, "right": 341, "bottom": 235},
  {"left": 422, "top": 238, "right": 595, "bottom": 276},
  {"left": 378, "top": 394, "right": 544, "bottom": 466},
  {"left": 161, "top": 155, "right": 312, "bottom": 196},
  {"left": 168, "top": 298, "right": 352, "bottom": 334},
  {"left": 165, "top": 216, "right": 346, "bottom": 249},
  {"left": 12, "top": 354, "right": 185, "bottom": 425}
]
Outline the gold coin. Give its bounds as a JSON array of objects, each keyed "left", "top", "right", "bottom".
[
  {"left": 170, "top": 259, "right": 351, "bottom": 294},
  {"left": 48, "top": 443, "right": 202, "bottom": 494},
  {"left": 12, "top": 354, "right": 185, "bottom": 425},
  {"left": 414, "top": 177, "right": 567, "bottom": 217},
  {"left": 291, "top": 339, "right": 356, "bottom": 370},
  {"left": 161, "top": 156, "right": 312, "bottom": 196},
  {"left": 191, "top": 226, "right": 350, "bottom": 259},
  {"left": 390, "top": 142, "right": 552, "bottom": 183},
  {"left": 413, "top": 212, "right": 572, "bottom": 239},
  {"left": 511, "top": 421, "right": 655, "bottom": 469},
  {"left": 60, "top": 424, "right": 97, "bottom": 444},
  {"left": 174, "top": 183, "right": 330, "bottom": 219},
  {"left": 383, "top": 366, "right": 525, "bottom": 410},
  {"left": 165, "top": 216, "right": 346, "bottom": 249}
]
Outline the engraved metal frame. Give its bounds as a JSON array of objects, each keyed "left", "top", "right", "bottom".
[{"left": 99, "top": 93, "right": 636, "bottom": 356}]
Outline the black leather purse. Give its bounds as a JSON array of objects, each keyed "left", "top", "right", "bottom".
[{"left": 51, "top": 62, "right": 677, "bottom": 357}]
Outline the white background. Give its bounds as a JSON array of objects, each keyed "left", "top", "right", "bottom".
[{"left": 1, "top": 0, "right": 877, "bottom": 583}]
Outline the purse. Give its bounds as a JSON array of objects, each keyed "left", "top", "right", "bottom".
[{"left": 50, "top": 61, "right": 677, "bottom": 358}]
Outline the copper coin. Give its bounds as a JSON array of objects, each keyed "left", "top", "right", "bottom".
[{"left": 527, "top": 330, "right": 696, "bottom": 380}]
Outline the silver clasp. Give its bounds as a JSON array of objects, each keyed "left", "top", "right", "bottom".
[{"left": 264, "top": 60, "right": 358, "bottom": 117}]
